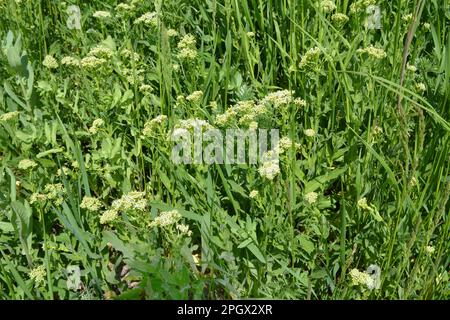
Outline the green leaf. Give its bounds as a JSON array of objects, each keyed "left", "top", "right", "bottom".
[{"left": 0, "top": 221, "right": 14, "bottom": 233}]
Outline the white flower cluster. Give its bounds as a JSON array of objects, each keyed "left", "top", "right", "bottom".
[
  {"left": 61, "top": 56, "right": 80, "bottom": 67},
  {"left": 304, "top": 191, "right": 318, "bottom": 204},
  {"left": 186, "top": 90, "right": 203, "bottom": 103},
  {"left": 320, "top": 0, "right": 336, "bottom": 13},
  {"left": 299, "top": 47, "right": 321, "bottom": 68},
  {"left": 18, "top": 159, "right": 37, "bottom": 170},
  {"left": 275, "top": 137, "right": 300, "bottom": 154},
  {"left": 142, "top": 115, "right": 167, "bottom": 137},
  {"left": 100, "top": 209, "right": 118, "bottom": 225},
  {"left": 89, "top": 118, "right": 105, "bottom": 134},
  {"left": 134, "top": 12, "right": 158, "bottom": 26},
  {"left": 30, "top": 183, "right": 67, "bottom": 206},
  {"left": 258, "top": 158, "right": 280, "bottom": 180},
  {"left": 356, "top": 45, "right": 387, "bottom": 59},
  {"left": 262, "top": 90, "right": 294, "bottom": 108},
  {"left": 43, "top": 55, "right": 58, "bottom": 69},
  {"left": 88, "top": 46, "right": 114, "bottom": 59},
  {"left": 80, "top": 196, "right": 103, "bottom": 212},
  {"left": 0, "top": 111, "right": 20, "bottom": 122},
  {"left": 349, "top": 0, "right": 377, "bottom": 14},
  {"left": 176, "top": 223, "right": 192, "bottom": 236},
  {"left": 176, "top": 118, "right": 212, "bottom": 131},
  {"left": 80, "top": 56, "right": 107, "bottom": 70},
  {"left": 29, "top": 265, "right": 46, "bottom": 285},
  {"left": 331, "top": 13, "right": 349, "bottom": 26},
  {"left": 112, "top": 191, "right": 147, "bottom": 212},
  {"left": 93, "top": 11, "right": 112, "bottom": 19},
  {"left": 177, "top": 34, "right": 197, "bottom": 60},
  {"left": 150, "top": 210, "right": 182, "bottom": 228}
]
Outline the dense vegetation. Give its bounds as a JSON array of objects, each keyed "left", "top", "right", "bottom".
[{"left": 0, "top": 0, "right": 448, "bottom": 299}]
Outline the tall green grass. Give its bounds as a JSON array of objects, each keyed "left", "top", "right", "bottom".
[{"left": 0, "top": 0, "right": 448, "bottom": 299}]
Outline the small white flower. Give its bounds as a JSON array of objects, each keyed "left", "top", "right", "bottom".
[
  {"left": 100, "top": 209, "right": 118, "bottom": 225},
  {"left": 304, "top": 192, "right": 318, "bottom": 204},
  {"left": 89, "top": 118, "right": 105, "bottom": 134},
  {"left": 18, "top": 159, "right": 38, "bottom": 170},
  {"left": 258, "top": 159, "right": 280, "bottom": 180},
  {"left": 425, "top": 245, "right": 435, "bottom": 255},
  {"left": 407, "top": 64, "right": 417, "bottom": 72},
  {"left": 80, "top": 196, "right": 103, "bottom": 212},
  {"left": 61, "top": 56, "right": 80, "bottom": 67},
  {"left": 0, "top": 111, "right": 20, "bottom": 121},
  {"left": 167, "top": 29, "right": 178, "bottom": 37},
  {"left": 320, "top": 0, "right": 336, "bottom": 13},
  {"left": 150, "top": 210, "right": 182, "bottom": 228},
  {"left": 29, "top": 265, "right": 46, "bottom": 285},
  {"left": 186, "top": 91, "right": 203, "bottom": 103},
  {"left": 134, "top": 12, "right": 158, "bottom": 26},
  {"left": 416, "top": 82, "right": 426, "bottom": 92}
]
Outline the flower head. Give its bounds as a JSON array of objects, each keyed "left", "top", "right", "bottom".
[
  {"left": 320, "top": 0, "right": 336, "bottom": 13},
  {"left": 304, "top": 128, "right": 316, "bottom": 137},
  {"left": 89, "top": 118, "right": 105, "bottom": 134},
  {"left": 406, "top": 64, "right": 417, "bottom": 72},
  {"left": 299, "top": 47, "right": 321, "bottom": 68},
  {"left": 304, "top": 192, "right": 318, "bottom": 204},
  {"left": 276, "top": 137, "right": 300, "bottom": 154},
  {"left": 139, "top": 84, "right": 153, "bottom": 94},
  {"left": 43, "top": 55, "right": 58, "bottom": 69},
  {"left": 416, "top": 82, "right": 426, "bottom": 92},
  {"left": 93, "top": 11, "right": 112, "bottom": 19},
  {"left": 112, "top": 191, "right": 147, "bottom": 212},
  {"left": 176, "top": 224, "right": 192, "bottom": 236},
  {"left": 150, "top": 209, "right": 182, "bottom": 228},
  {"left": 18, "top": 159, "right": 37, "bottom": 170},
  {"left": 262, "top": 90, "right": 294, "bottom": 108},
  {"left": 88, "top": 46, "right": 114, "bottom": 59},
  {"left": 44, "top": 183, "right": 66, "bottom": 206},
  {"left": 425, "top": 245, "right": 435, "bottom": 255},
  {"left": 61, "top": 56, "right": 80, "bottom": 67},
  {"left": 349, "top": 268, "right": 373, "bottom": 287},
  {"left": 249, "top": 190, "right": 259, "bottom": 199},
  {"left": 357, "top": 45, "right": 386, "bottom": 59},
  {"left": 134, "top": 12, "right": 158, "bottom": 26},
  {"left": 177, "top": 34, "right": 197, "bottom": 61},
  {"left": 186, "top": 91, "right": 203, "bottom": 103},
  {"left": 258, "top": 159, "right": 280, "bottom": 180},
  {"left": 100, "top": 209, "right": 118, "bottom": 225},
  {"left": 80, "top": 196, "right": 103, "bottom": 212},
  {"left": 331, "top": 13, "right": 349, "bottom": 26},
  {"left": 142, "top": 115, "right": 167, "bottom": 136},
  {"left": 80, "top": 56, "right": 107, "bottom": 69},
  {"left": 0, "top": 111, "right": 20, "bottom": 122},
  {"left": 167, "top": 29, "right": 178, "bottom": 37},
  {"left": 29, "top": 265, "right": 46, "bottom": 285},
  {"left": 350, "top": 265, "right": 381, "bottom": 290}
]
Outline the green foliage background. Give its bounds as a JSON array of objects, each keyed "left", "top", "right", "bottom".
[{"left": 0, "top": 0, "right": 448, "bottom": 299}]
